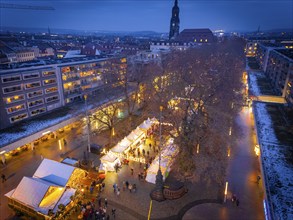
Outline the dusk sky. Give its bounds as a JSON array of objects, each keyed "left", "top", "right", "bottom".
[{"left": 1, "top": 0, "right": 292, "bottom": 32}]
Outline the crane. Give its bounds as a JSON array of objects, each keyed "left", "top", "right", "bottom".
[{"left": 0, "top": 3, "right": 55, "bottom": 10}]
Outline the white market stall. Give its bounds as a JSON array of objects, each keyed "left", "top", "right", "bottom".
[
  {"left": 145, "top": 139, "right": 178, "bottom": 184},
  {"left": 100, "top": 152, "right": 120, "bottom": 172},
  {"left": 138, "top": 118, "right": 158, "bottom": 136},
  {"left": 111, "top": 137, "right": 132, "bottom": 154},
  {"left": 126, "top": 127, "right": 145, "bottom": 147}
]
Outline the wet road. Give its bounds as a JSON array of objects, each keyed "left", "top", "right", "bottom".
[{"left": 183, "top": 108, "right": 265, "bottom": 220}]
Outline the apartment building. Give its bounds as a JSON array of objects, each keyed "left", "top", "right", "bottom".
[
  {"left": 0, "top": 56, "right": 127, "bottom": 129},
  {"left": 266, "top": 49, "right": 293, "bottom": 105},
  {"left": 60, "top": 57, "right": 126, "bottom": 104},
  {"left": 0, "top": 67, "right": 61, "bottom": 129},
  {"left": 245, "top": 42, "right": 258, "bottom": 57},
  {"left": 255, "top": 43, "right": 285, "bottom": 72}
]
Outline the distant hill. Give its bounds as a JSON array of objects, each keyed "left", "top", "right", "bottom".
[{"left": 0, "top": 26, "right": 165, "bottom": 37}]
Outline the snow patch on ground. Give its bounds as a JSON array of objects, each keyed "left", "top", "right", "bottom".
[
  {"left": 248, "top": 71, "right": 265, "bottom": 96},
  {"left": 254, "top": 102, "right": 293, "bottom": 220},
  {"left": 261, "top": 143, "right": 293, "bottom": 220},
  {"left": 254, "top": 102, "right": 278, "bottom": 143}
]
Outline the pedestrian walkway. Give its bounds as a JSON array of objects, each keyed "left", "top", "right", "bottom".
[{"left": 183, "top": 109, "right": 265, "bottom": 220}]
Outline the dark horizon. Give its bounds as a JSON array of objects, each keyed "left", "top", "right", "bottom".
[{"left": 1, "top": 0, "right": 292, "bottom": 34}]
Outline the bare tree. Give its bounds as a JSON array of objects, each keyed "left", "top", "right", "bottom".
[{"left": 142, "top": 38, "right": 246, "bottom": 187}]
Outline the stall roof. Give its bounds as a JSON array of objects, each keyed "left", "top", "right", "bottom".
[
  {"left": 61, "top": 157, "right": 79, "bottom": 166},
  {"left": 53, "top": 188, "right": 76, "bottom": 213},
  {"left": 100, "top": 152, "right": 118, "bottom": 163},
  {"left": 127, "top": 127, "right": 144, "bottom": 142},
  {"left": 33, "top": 158, "right": 75, "bottom": 186},
  {"left": 111, "top": 137, "right": 132, "bottom": 153},
  {"left": 138, "top": 118, "right": 157, "bottom": 130},
  {"left": 7, "top": 177, "right": 55, "bottom": 210}
]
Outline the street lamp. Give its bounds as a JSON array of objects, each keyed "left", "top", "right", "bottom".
[
  {"left": 150, "top": 105, "right": 165, "bottom": 202},
  {"left": 84, "top": 94, "right": 91, "bottom": 153}
]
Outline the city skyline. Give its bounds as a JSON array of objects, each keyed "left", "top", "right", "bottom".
[{"left": 1, "top": 0, "right": 292, "bottom": 33}]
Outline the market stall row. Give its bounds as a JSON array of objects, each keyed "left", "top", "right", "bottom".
[{"left": 100, "top": 118, "right": 158, "bottom": 172}]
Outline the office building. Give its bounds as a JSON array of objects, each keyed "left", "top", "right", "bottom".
[{"left": 0, "top": 56, "right": 127, "bottom": 129}]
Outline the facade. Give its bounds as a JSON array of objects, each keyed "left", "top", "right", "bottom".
[
  {"left": 0, "top": 66, "right": 61, "bottom": 129},
  {"left": 265, "top": 49, "right": 293, "bottom": 105},
  {"left": 176, "top": 29, "right": 215, "bottom": 44},
  {"left": 15, "top": 50, "right": 35, "bottom": 62},
  {"left": 169, "top": 0, "right": 180, "bottom": 40},
  {"left": 0, "top": 57, "right": 127, "bottom": 129},
  {"left": 150, "top": 41, "right": 191, "bottom": 51},
  {"left": 255, "top": 43, "right": 284, "bottom": 72},
  {"left": 245, "top": 41, "right": 258, "bottom": 57}
]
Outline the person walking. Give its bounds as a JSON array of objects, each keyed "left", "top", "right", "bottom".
[
  {"left": 98, "top": 198, "right": 102, "bottom": 207},
  {"left": 1, "top": 174, "right": 6, "bottom": 183},
  {"left": 131, "top": 168, "right": 134, "bottom": 175},
  {"left": 125, "top": 181, "right": 129, "bottom": 189},
  {"left": 236, "top": 199, "right": 240, "bottom": 207},
  {"left": 111, "top": 208, "right": 116, "bottom": 219},
  {"left": 257, "top": 175, "right": 261, "bottom": 184},
  {"left": 104, "top": 198, "right": 108, "bottom": 208}
]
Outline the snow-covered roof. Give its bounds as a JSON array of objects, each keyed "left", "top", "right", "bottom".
[
  {"left": 8, "top": 177, "right": 53, "bottom": 209},
  {"left": 254, "top": 102, "right": 293, "bottom": 219},
  {"left": 33, "top": 158, "right": 75, "bottom": 186}
]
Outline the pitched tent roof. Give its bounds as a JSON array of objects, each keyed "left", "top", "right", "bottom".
[
  {"left": 8, "top": 177, "right": 53, "bottom": 209},
  {"left": 100, "top": 152, "right": 118, "bottom": 163},
  {"left": 111, "top": 137, "right": 132, "bottom": 153},
  {"left": 33, "top": 158, "right": 75, "bottom": 186}
]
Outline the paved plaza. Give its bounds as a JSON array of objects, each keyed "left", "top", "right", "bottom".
[{"left": 0, "top": 109, "right": 264, "bottom": 220}]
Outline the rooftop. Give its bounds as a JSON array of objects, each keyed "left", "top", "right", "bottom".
[
  {"left": 260, "top": 42, "right": 282, "bottom": 47},
  {"left": 0, "top": 55, "right": 111, "bottom": 71},
  {"left": 275, "top": 49, "right": 293, "bottom": 60}
]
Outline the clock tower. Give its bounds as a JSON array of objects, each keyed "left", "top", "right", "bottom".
[{"left": 169, "top": 0, "right": 180, "bottom": 40}]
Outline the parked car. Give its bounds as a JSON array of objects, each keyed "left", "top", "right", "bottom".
[{"left": 90, "top": 144, "right": 103, "bottom": 155}]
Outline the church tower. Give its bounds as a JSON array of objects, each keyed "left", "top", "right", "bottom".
[{"left": 169, "top": 0, "right": 180, "bottom": 40}]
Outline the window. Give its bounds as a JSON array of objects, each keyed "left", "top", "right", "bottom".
[
  {"left": 25, "top": 82, "right": 41, "bottom": 89},
  {"left": 45, "top": 87, "right": 58, "bottom": 94},
  {"left": 6, "top": 104, "right": 26, "bottom": 114},
  {"left": 3, "top": 85, "right": 22, "bottom": 94},
  {"left": 27, "top": 90, "right": 43, "bottom": 99},
  {"left": 10, "top": 113, "right": 28, "bottom": 123},
  {"left": 43, "top": 79, "right": 56, "bottom": 85},
  {"left": 5, "top": 94, "right": 25, "bottom": 104},
  {"left": 1, "top": 75, "right": 21, "bottom": 83},
  {"left": 42, "top": 71, "right": 55, "bottom": 76},
  {"left": 30, "top": 107, "right": 46, "bottom": 116},
  {"left": 28, "top": 99, "right": 44, "bottom": 108},
  {"left": 46, "top": 95, "right": 59, "bottom": 103},
  {"left": 23, "top": 72, "right": 39, "bottom": 80}
]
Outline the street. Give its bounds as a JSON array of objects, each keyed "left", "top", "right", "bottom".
[
  {"left": 182, "top": 107, "right": 265, "bottom": 220},
  {"left": 0, "top": 107, "right": 265, "bottom": 220}
]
